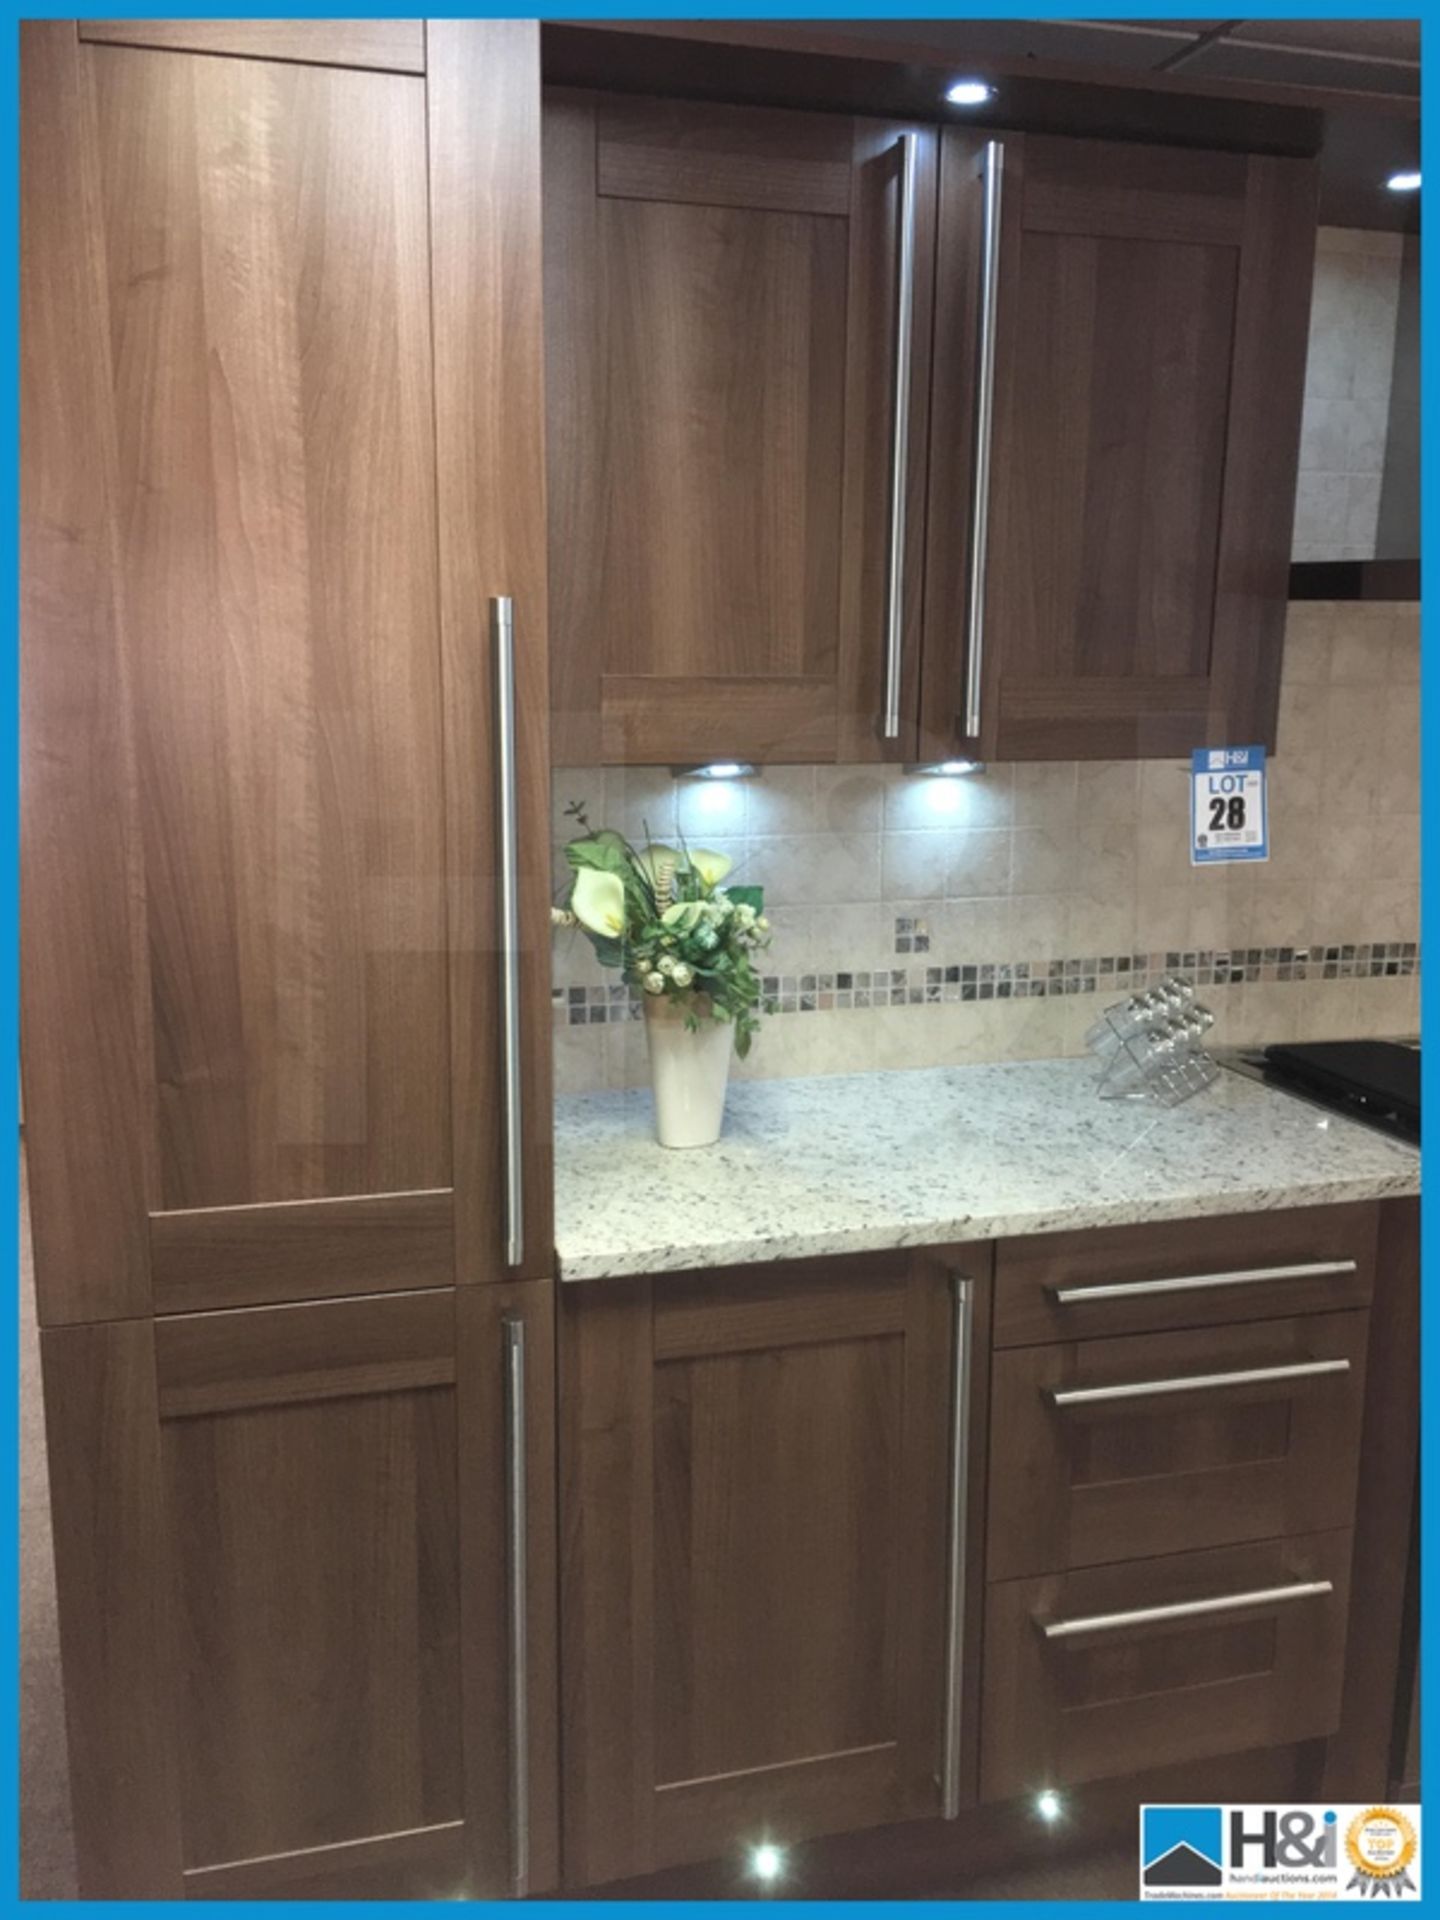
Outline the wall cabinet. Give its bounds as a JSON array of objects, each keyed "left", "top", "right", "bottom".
[
  {"left": 923, "top": 133, "right": 1317, "bottom": 761},
  {"left": 557, "top": 1251, "right": 989, "bottom": 1885},
  {"left": 22, "top": 17, "right": 557, "bottom": 1898},
  {"left": 545, "top": 92, "right": 937, "bottom": 765},
  {"left": 544, "top": 94, "right": 1316, "bottom": 767}
]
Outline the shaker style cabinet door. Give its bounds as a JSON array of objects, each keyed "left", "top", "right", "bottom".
[
  {"left": 558, "top": 1251, "right": 985, "bottom": 1886},
  {"left": 22, "top": 17, "right": 559, "bottom": 1902},
  {"left": 41, "top": 1282, "right": 558, "bottom": 1899},
  {"left": 544, "top": 92, "right": 937, "bottom": 766},
  {"left": 20, "top": 17, "right": 553, "bottom": 1327},
  {"left": 921, "top": 132, "right": 1317, "bottom": 762}
]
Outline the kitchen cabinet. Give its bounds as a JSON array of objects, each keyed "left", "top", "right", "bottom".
[
  {"left": 558, "top": 1198, "right": 1411, "bottom": 1889},
  {"left": 544, "top": 90, "right": 1316, "bottom": 770},
  {"left": 544, "top": 91, "right": 937, "bottom": 766},
  {"left": 557, "top": 1250, "right": 988, "bottom": 1884},
  {"left": 22, "top": 18, "right": 557, "bottom": 1898},
  {"left": 922, "top": 132, "right": 1316, "bottom": 761},
  {"left": 41, "top": 1281, "right": 558, "bottom": 1899}
]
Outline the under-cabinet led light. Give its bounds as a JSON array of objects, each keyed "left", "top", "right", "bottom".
[
  {"left": 674, "top": 762, "right": 757, "bottom": 780},
  {"left": 1387, "top": 171, "right": 1421, "bottom": 192},
  {"left": 945, "top": 79, "right": 997, "bottom": 107},
  {"left": 749, "top": 1843, "right": 785, "bottom": 1883},
  {"left": 1035, "top": 1789, "right": 1064, "bottom": 1824},
  {"left": 906, "top": 759, "right": 986, "bottom": 777}
]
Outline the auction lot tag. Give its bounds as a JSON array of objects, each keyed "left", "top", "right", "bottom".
[{"left": 1191, "top": 745, "right": 1268, "bottom": 864}]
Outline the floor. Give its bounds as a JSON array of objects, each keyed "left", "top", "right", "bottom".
[{"left": 16, "top": 1147, "right": 1133, "bottom": 1902}]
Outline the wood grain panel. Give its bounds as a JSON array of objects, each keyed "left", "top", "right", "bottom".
[
  {"left": 1325, "top": 1197, "right": 1420, "bottom": 1798},
  {"left": 653, "top": 1335, "right": 904, "bottom": 1783},
  {"left": 597, "top": 95, "right": 853, "bottom": 215},
  {"left": 89, "top": 44, "right": 450, "bottom": 1211},
  {"left": 429, "top": 21, "right": 554, "bottom": 1284},
  {"left": 653, "top": 1746, "right": 900, "bottom": 1871},
  {"left": 982, "top": 1530, "right": 1353, "bottom": 1800},
  {"left": 181, "top": 1821, "right": 466, "bottom": 1901},
  {"left": 560, "top": 1277, "right": 658, "bottom": 1884},
  {"left": 548, "top": 91, "right": 925, "bottom": 768},
  {"left": 560, "top": 1252, "right": 959, "bottom": 1886},
  {"left": 154, "top": 1288, "right": 457, "bottom": 1417},
  {"left": 79, "top": 18, "right": 425, "bottom": 72},
  {"left": 994, "top": 1203, "right": 1378, "bottom": 1347},
  {"left": 150, "top": 1188, "right": 454, "bottom": 1313},
  {"left": 599, "top": 675, "right": 839, "bottom": 765},
  {"left": 987, "top": 1311, "right": 1369, "bottom": 1579},
  {"left": 1023, "top": 134, "right": 1247, "bottom": 244},
  {"left": 161, "top": 1301, "right": 463, "bottom": 1869},
  {"left": 653, "top": 1256, "right": 907, "bottom": 1359},
  {"left": 457, "top": 1279, "right": 561, "bottom": 1894},
  {"left": 20, "top": 20, "right": 156, "bottom": 1325},
  {"left": 1208, "top": 155, "right": 1319, "bottom": 752},
  {"left": 40, "top": 1318, "right": 184, "bottom": 1896}
]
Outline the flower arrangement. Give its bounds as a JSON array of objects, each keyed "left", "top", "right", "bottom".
[{"left": 553, "top": 816, "right": 771, "bottom": 1056}]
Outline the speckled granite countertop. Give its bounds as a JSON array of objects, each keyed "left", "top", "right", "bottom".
[{"left": 553, "top": 1059, "right": 1419, "bottom": 1281}]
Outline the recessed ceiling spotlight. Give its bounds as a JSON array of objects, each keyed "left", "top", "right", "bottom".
[
  {"left": 749, "top": 1842, "right": 785, "bottom": 1883},
  {"left": 1035, "top": 1789, "right": 1064, "bottom": 1824},
  {"left": 1387, "top": 171, "right": 1421, "bottom": 193},
  {"left": 945, "top": 79, "right": 996, "bottom": 108}
]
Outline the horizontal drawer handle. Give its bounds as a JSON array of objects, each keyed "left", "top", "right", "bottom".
[
  {"left": 1041, "top": 1578, "right": 1334, "bottom": 1641},
  {"left": 1048, "top": 1258, "right": 1357, "bottom": 1305},
  {"left": 1047, "top": 1357, "right": 1350, "bottom": 1407}
]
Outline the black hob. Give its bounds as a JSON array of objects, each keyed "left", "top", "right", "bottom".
[{"left": 1240, "top": 1039, "right": 1420, "bottom": 1146}]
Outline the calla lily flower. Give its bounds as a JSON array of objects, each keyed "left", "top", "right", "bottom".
[
  {"left": 662, "top": 900, "right": 704, "bottom": 932},
  {"left": 571, "top": 867, "right": 626, "bottom": 939},
  {"left": 635, "top": 843, "right": 682, "bottom": 885},
  {"left": 688, "top": 847, "right": 734, "bottom": 887}
]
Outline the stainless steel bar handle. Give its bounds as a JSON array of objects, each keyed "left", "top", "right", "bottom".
[
  {"left": 1049, "top": 1258, "right": 1357, "bottom": 1305},
  {"left": 963, "top": 141, "right": 1003, "bottom": 741},
  {"left": 941, "top": 1273, "right": 974, "bottom": 1821},
  {"left": 882, "top": 131, "right": 919, "bottom": 741},
  {"left": 1041, "top": 1579, "right": 1333, "bottom": 1642},
  {"left": 1048, "top": 1356, "right": 1350, "bottom": 1408},
  {"left": 503, "top": 1315, "right": 530, "bottom": 1899},
  {"left": 493, "top": 596, "right": 524, "bottom": 1270}
]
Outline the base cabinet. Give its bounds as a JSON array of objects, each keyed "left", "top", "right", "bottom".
[
  {"left": 557, "top": 1251, "right": 988, "bottom": 1885},
  {"left": 42, "top": 1283, "right": 558, "bottom": 1900}
]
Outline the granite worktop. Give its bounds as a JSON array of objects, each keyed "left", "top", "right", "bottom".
[{"left": 553, "top": 1058, "right": 1419, "bottom": 1281}]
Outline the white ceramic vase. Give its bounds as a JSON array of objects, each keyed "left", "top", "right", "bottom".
[{"left": 643, "top": 993, "right": 733, "bottom": 1148}]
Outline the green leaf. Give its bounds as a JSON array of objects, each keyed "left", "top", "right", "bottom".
[{"left": 726, "top": 884, "right": 764, "bottom": 913}]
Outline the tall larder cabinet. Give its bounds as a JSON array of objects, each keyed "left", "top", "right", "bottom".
[{"left": 21, "top": 19, "right": 557, "bottom": 1898}]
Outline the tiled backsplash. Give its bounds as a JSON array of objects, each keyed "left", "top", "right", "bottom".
[
  {"left": 552, "top": 601, "right": 1419, "bottom": 1092},
  {"left": 1293, "top": 227, "right": 1406, "bottom": 563}
]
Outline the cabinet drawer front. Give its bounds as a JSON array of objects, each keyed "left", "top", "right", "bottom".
[
  {"left": 994, "top": 1204, "right": 1377, "bottom": 1347},
  {"left": 988, "top": 1311, "right": 1368, "bottom": 1579},
  {"left": 981, "top": 1531, "right": 1352, "bottom": 1801}
]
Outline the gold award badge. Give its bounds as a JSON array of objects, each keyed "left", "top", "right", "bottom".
[{"left": 1345, "top": 1807, "right": 1419, "bottom": 1897}]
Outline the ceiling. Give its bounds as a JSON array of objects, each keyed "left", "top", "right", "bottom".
[
  {"left": 796, "top": 18, "right": 1421, "bottom": 230},
  {"left": 834, "top": 18, "right": 1419, "bottom": 96}
]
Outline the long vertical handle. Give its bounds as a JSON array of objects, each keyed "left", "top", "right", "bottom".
[
  {"left": 503, "top": 1314, "right": 530, "bottom": 1899},
  {"left": 493, "top": 596, "right": 524, "bottom": 1270},
  {"left": 941, "top": 1273, "right": 974, "bottom": 1820},
  {"left": 963, "top": 141, "right": 1003, "bottom": 741},
  {"left": 882, "top": 130, "right": 919, "bottom": 741}
]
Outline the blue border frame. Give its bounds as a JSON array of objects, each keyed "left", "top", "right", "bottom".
[{"left": 5, "top": 3, "right": 1428, "bottom": 1912}]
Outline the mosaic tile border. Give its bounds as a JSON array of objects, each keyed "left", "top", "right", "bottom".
[{"left": 555, "top": 938, "right": 1419, "bottom": 1026}]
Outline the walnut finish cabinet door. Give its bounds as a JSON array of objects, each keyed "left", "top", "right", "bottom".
[
  {"left": 559, "top": 1252, "right": 986, "bottom": 1886},
  {"left": 922, "top": 132, "right": 1317, "bottom": 762},
  {"left": 41, "top": 1282, "right": 557, "bottom": 1899},
  {"left": 545, "top": 92, "right": 937, "bottom": 765},
  {"left": 22, "top": 18, "right": 557, "bottom": 1899},
  {"left": 22, "top": 15, "right": 552, "bottom": 1327}
]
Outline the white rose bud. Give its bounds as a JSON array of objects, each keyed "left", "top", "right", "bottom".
[
  {"left": 756, "top": 915, "right": 770, "bottom": 932},
  {"left": 643, "top": 971, "right": 666, "bottom": 994},
  {"left": 658, "top": 954, "right": 676, "bottom": 975},
  {"left": 672, "top": 962, "right": 693, "bottom": 988}
]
